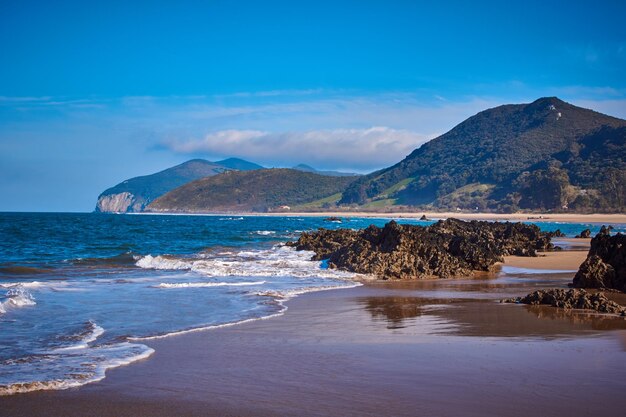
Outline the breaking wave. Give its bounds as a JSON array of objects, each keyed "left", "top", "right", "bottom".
[
  {"left": 135, "top": 246, "right": 358, "bottom": 280},
  {"left": 156, "top": 281, "right": 267, "bottom": 288},
  {"left": 0, "top": 287, "right": 36, "bottom": 315}
]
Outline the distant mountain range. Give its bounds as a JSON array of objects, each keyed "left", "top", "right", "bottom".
[
  {"left": 147, "top": 169, "right": 359, "bottom": 213},
  {"left": 96, "top": 158, "right": 358, "bottom": 212},
  {"left": 96, "top": 158, "right": 262, "bottom": 212},
  {"left": 292, "top": 164, "right": 359, "bottom": 177},
  {"left": 96, "top": 97, "right": 626, "bottom": 214}
]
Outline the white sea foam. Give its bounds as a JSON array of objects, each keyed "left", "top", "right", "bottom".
[
  {"left": 0, "top": 341, "right": 154, "bottom": 396},
  {"left": 53, "top": 321, "right": 106, "bottom": 351},
  {"left": 135, "top": 255, "right": 191, "bottom": 270},
  {"left": 135, "top": 246, "right": 360, "bottom": 280},
  {"left": 0, "top": 281, "right": 45, "bottom": 289},
  {"left": 254, "top": 230, "right": 276, "bottom": 235},
  {"left": 0, "top": 287, "right": 36, "bottom": 315},
  {"left": 155, "top": 280, "right": 266, "bottom": 288},
  {"left": 255, "top": 282, "right": 363, "bottom": 300}
]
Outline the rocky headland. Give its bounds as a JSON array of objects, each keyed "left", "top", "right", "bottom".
[{"left": 287, "top": 218, "right": 555, "bottom": 279}]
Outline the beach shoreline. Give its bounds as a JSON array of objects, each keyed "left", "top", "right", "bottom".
[
  {"left": 139, "top": 210, "right": 626, "bottom": 224},
  {"left": 3, "top": 245, "right": 626, "bottom": 417}
]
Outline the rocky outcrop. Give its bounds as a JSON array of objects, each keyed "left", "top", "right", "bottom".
[
  {"left": 572, "top": 227, "right": 626, "bottom": 292},
  {"left": 502, "top": 289, "right": 625, "bottom": 315},
  {"left": 324, "top": 217, "right": 343, "bottom": 222},
  {"left": 95, "top": 192, "right": 145, "bottom": 213},
  {"left": 575, "top": 229, "right": 591, "bottom": 238},
  {"left": 288, "top": 218, "right": 554, "bottom": 280}
]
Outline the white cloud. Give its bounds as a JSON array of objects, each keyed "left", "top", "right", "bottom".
[{"left": 165, "top": 127, "right": 431, "bottom": 170}]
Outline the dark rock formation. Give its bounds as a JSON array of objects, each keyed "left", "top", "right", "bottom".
[
  {"left": 575, "top": 229, "right": 591, "bottom": 238},
  {"left": 324, "top": 217, "right": 343, "bottom": 222},
  {"left": 572, "top": 227, "right": 626, "bottom": 292},
  {"left": 502, "top": 289, "right": 625, "bottom": 315},
  {"left": 547, "top": 229, "right": 565, "bottom": 238},
  {"left": 287, "top": 218, "right": 554, "bottom": 280},
  {"left": 419, "top": 214, "right": 429, "bottom": 220}
]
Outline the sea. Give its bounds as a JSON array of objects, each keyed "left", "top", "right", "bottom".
[{"left": 0, "top": 212, "right": 623, "bottom": 395}]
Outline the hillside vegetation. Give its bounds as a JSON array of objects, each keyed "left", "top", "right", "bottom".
[
  {"left": 340, "top": 97, "right": 626, "bottom": 213},
  {"left": 147, "top": 169, "right": 359, "bottom": 213}
]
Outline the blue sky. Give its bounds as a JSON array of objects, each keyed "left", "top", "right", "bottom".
[{"left": 1, "top": 0, "right": 625, "bottom": 211}]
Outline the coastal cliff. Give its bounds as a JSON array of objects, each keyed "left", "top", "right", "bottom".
[{"left": 96, "top": 192, "right": 144, "bottom": 213}]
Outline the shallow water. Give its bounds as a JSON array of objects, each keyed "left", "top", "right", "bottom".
[{"left": 0, "top": 212, "right": 623, "bottom": 395}]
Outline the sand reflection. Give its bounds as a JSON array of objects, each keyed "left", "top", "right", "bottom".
[{"left": 358, "top": 296, "right": 626, "bottom": 338}]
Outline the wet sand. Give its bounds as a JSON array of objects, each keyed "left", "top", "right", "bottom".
[
  {"left": 503, "top": 251, "right": 587, "bottom": 271},
  {"left": 3, "top": 249, "right": 626, "bottom": 417}
]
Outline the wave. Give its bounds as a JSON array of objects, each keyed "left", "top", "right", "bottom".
[
  {"left": 219, "top": 217, "right": 244, "bottom": 221},
  {"left": 135, "top": 246, "right": 359, "bottom": 280},
  {"left": 0, "top": 281, "right": 46, "bottom": 289},
  {"left": 155, "top": 281, "right": 266, "bottom": 288},
  {"left": 254, "top": 230, "right": 276, "bottom": 235},
  {"left": 0, "top": 265, "right": 52, "bottom": 276},
  {"left": 53, "top": 320, "right": 105, "bottom": 351},
  {"left": 69, "top": 252, "right": 139, "bottom": 268},
  {"left": 0, "top": 341, "right": 154, "bottom": 396},
  {"left": 0, "top": 287, "right": 36, "bottom": 315},
  {"left": 255, "top": 282, "right": 363, "bottom": 300}
]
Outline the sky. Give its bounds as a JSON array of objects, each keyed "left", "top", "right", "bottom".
[{"left": 1, "top": 0, "right": 625, "bottom": 211}]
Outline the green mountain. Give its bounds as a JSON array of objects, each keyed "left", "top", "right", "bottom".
[
  {"left": 340, "top": 97, "right": 626, "bottom": 213},
  {"left": 292, "top": 164, "right": 359, "bottom": 177},
  {"left": 215, "top": 157, "right": 264, "bottom": 171},
  {"left": 147, "top": 169, "right": 359, "bottom": 213},
  {"left": 95, "top": 158, "right": 260, "bottom": 213}
]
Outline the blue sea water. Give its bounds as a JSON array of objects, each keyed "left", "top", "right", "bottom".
[{"left": 0, "top": 212, "right": 623, "bottom": 395}]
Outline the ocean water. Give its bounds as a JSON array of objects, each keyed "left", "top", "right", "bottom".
[{"left": 0, "top": 212, "right": 623, "bottom": 395}]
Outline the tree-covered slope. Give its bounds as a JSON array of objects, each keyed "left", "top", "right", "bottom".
[
  {"left": 147, "top": 169, "right": 359, "bottom": 213},
  {"left": 340, "top": 97, "right": 626, "bottom": 212}
]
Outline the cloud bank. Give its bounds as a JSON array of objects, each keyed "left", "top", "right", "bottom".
[{"left": 165, "top": 127, "right": 431, "bottom": 170}]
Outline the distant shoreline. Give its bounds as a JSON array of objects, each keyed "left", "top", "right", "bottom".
[{"left": 136, "top": 210, "right": 626, "bottom": 224}]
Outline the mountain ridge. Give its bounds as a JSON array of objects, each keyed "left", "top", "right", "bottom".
[
  {"left": 95, "top": 158, "right": 260, "bottom": 213},
  {"left": 339, "top": 97, "right": 626, "bottom": 213},
  {"left": 147, "top": 168, "right": 359, "bottom": 213}
]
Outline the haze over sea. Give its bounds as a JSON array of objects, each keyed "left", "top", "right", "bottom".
[{"left": 0, "top": 212, "right": 621, "bottom": 395}]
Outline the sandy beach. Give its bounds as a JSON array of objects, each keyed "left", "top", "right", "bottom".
[
  {"left": 253, "top": 211, "right": 626, "bottom": 224},
  {"left": 3, "top": 243, "right": 626, "bottom": 417}
]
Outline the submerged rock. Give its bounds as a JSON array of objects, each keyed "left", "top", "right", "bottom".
[
  {"left": 288, "top": 218, "right": 554, "bottom": 280},
  {"left": 572, "top": 227, "right": 626, "bottom": 292},
  {"left": 502, "top": 289, "right": 625, "bottom": 315}
]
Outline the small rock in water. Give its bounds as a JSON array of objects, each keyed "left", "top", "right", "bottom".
[
  {"left": 324, "top": 216, "right": 343, "bottom": 223},
  {"left": 575, "top": 229, "right": 591, "bottom": 238}
]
